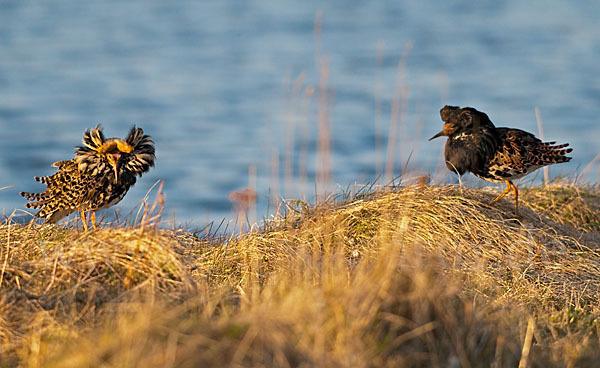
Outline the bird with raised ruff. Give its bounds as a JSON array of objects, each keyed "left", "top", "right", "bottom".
[
  {"left": 20, "top": 125, "right": 155, "bottom": 229},
  {"left": 429, "top": 105, "right": 572, "bottom": 215}
]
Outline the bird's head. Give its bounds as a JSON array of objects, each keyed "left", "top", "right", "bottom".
[
  {"left": 429, "top": 105, "right": 495, "bottom": 141},
  {"left": 97, "top": 138, "right": 134, "bottom": 183},
  {"left": 75, "top": 125, "right": 155, "bottom": 183}
]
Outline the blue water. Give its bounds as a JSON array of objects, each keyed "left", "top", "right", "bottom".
[{"left": 1, "top": 1, "right": 599, "bottom": 227}]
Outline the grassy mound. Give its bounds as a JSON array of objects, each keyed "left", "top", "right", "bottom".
[{"left": 1, "top": 183, "right": 600, "bottom": 367}]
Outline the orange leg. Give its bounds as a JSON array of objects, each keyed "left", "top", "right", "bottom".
[
  {"left": 511, "top": 181, "right": 519, "bottom": 216},
  {"left": 80, "top": 211, "right": 89, "bottom": 231},
  {"left": 91, "top": 211, "right": 98, "bottom": 230},
  {"left": 490, "top": 180, "right": 512, "bottom": 206},
  {"left": 489, "top": 180, "right": 519, "bottom": 216}
]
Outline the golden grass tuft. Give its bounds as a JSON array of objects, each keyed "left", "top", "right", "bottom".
[
  {"left": 521, "top": 181, "right": 600, "bottom": 232},
  {"left": 2, "top": 183, "right": 600, "bottom": 367}
]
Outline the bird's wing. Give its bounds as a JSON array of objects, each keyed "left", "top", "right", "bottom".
[{"left": 21, "top": 160, "right": 103, "bottom": 223}]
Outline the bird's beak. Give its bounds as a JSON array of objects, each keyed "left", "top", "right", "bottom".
[
  {"left": 428, "top": 131, "right": 444, "bottom": 141},
  {"left": 109, "top": 153, "right": 121, "bottom": 183},
  {"left": 428, "top": 123, "right": 453, "bottom": 141}
]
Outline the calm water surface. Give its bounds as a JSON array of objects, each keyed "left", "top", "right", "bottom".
[{"left": 1, "top": 1, "right": 599, "bottom": 227}]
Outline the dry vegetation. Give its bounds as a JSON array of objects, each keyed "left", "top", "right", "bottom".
[{"left": 2, "top": 183, "right": 600, "bottom": 367}]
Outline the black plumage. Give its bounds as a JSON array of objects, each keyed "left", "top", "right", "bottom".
[
  {"left": 20, "top": 125, "right": 155, "bottom": 229},
  {"left": 429, "top": 105, "right": 572, "bottom": 215}
]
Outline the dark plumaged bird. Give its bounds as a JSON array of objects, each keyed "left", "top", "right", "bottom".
[
  {"left": 20, "top": 126, "right": 155, "bottom": 230},
  {"left": 429, "top": 105, "right": 572, "bottom": 215}
]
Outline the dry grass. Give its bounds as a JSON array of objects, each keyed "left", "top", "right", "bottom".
[
  {"left": 520, "top": 181, "right": 600, "bottom": 232},
  {"left": 2, "top": 183, "right": 600, "bottom": 367}
]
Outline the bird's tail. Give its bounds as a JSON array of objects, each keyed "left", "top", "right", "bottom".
[
  {"left": 19, "top": 193, "right": 66, "bottom": 223},
  {"left": 20, "top": 185, "right": 61, "bottom": 221},
  {"left": 538, "top": 141, "right": 573, "bottom": 164},
  {"left": 20, "top": 190, "right": 52, "bottom": 201}
]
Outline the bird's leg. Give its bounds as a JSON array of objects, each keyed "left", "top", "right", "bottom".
[
  {"left": 490, "top": 180, "right": 512, "bottom": 206},
  {"left": 91, "top": 211, "right": 97, "bottom": 230},
  {"left": 510, "top": 181, "right": 519, "bottom": 216},
  {"left": 490, "top": 180, "right": 519, "bottom": 216},
  {"left": 80, "top": 211, "right": 89, "bottom": 231}
]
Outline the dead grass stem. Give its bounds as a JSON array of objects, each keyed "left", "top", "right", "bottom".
[{"left": 2, "top": 183, "right": 600, "bottom": 367}]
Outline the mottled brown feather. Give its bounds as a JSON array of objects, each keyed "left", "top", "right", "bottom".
[
  {"left": 20, "top": 125, "right": 155, "bottom": 223},
  {"left": 430, "top": 106, "right": 572, "bottom": 215}
]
